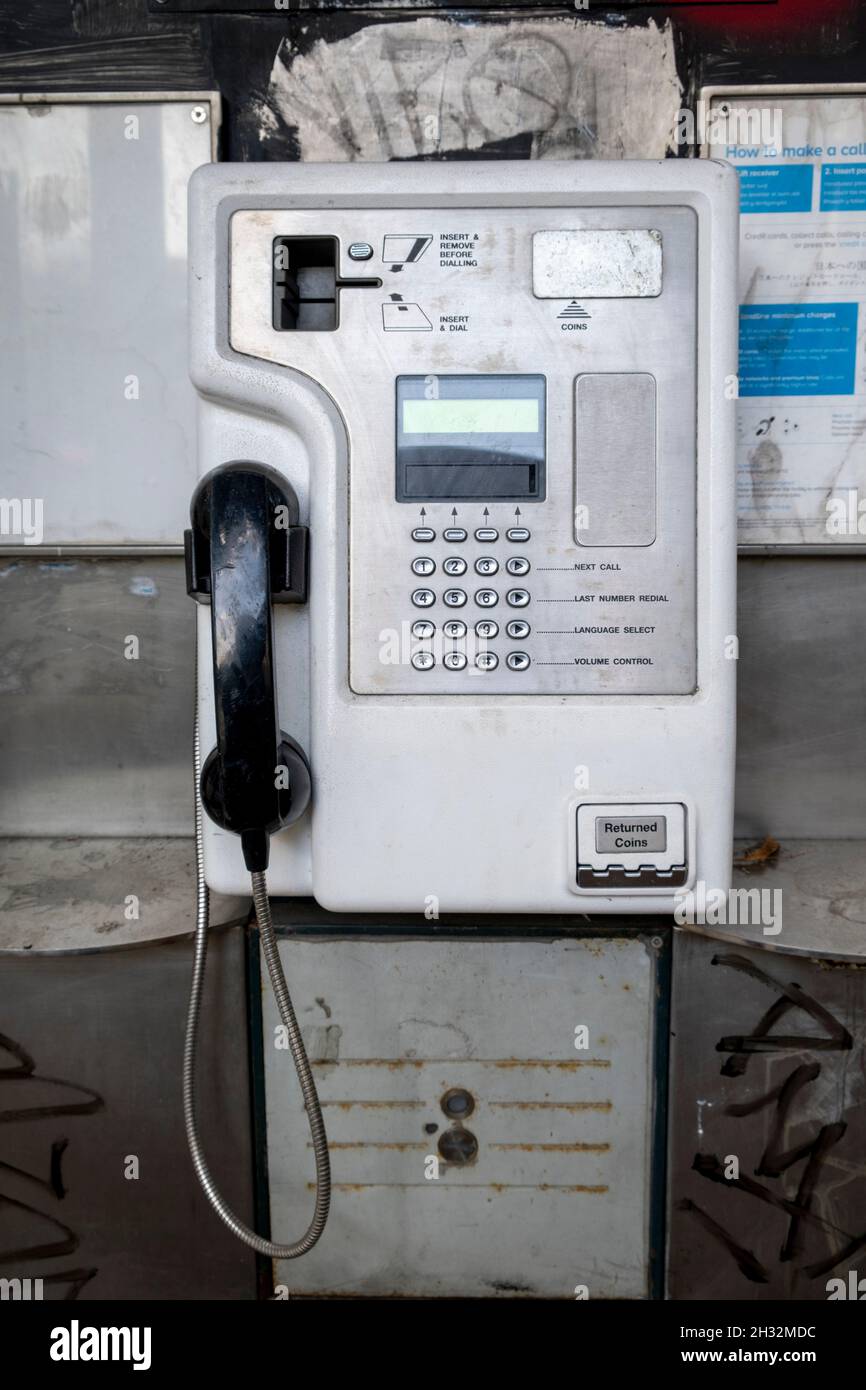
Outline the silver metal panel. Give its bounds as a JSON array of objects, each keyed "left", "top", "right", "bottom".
[
  {"left": 0, "top": 557, "right": 194, "bottom": 837},
  {"left": 575, "top": 373, "right": 657, "bottom": 547},
  {"left": 735, "top": 556, "right": 866, "bottom": 840},
  {"left": 0, "top": 93, "right": 218, "bottom": 549},
  {"left": 533, "top": 229, "right": 663, "bottom": 299},
  {"left": 265, "top": 935, "right": 657, "bottom": 1298},
  {"left": 229, "top": 204, "right": 698, "bottom": 697},
  {"left": 668, "top": 930, "right": 866, "bottom": 1300}
]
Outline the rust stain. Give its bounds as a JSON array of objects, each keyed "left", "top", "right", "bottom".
[
  {"left": 312, "top": 1058, "right": 611, "bottom": 1069},
  {"left": 491, "top": 1142, "right": 610, "bottom": 1153},
  {"left": 488, "top": 1100, "right": 612, "bottom": 1112},
  {"left": 322, "top": 1100, "right": 425, "bottom": 1110},
  {"left": 317, "top": 1141, "right": 428, "bottom": 1151}
]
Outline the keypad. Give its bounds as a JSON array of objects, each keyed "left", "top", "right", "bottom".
[{"left": 406, "top": 521, "right": 534, "bottom": 676}]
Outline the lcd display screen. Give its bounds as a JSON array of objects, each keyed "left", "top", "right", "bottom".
[{"left": 396, "top": 374, "right": 546, "bottom": 502}]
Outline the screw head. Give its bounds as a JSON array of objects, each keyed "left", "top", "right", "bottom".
[{"left": 191, "top": 105, "right": 208, "bottom": 124}]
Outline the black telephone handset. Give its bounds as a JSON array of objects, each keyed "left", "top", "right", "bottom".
[{"left": 185, "top": 462, "right": 311, "bottom": 871}]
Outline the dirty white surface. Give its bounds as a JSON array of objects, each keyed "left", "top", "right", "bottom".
[
  {"left": 533, "top": 228, "right": 663, "bottom": 298},
  {"left": 265, "top": 934, "right": 656, "bottom": 1298},
  {"left": 0, "top": 838, "right": 247, "bottom": 952},
  {"left": 0, "top": 96, "right": 215, "bottom": 547},
  {"left": 263, "top": 17, "right": 681, "bottom": 162}
]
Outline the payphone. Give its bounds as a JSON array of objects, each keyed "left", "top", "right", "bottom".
[{"left": 182, "top": 160, "right": 738, "bottom": 1257}]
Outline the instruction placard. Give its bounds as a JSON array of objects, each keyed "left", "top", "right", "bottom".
[{"left": 706, "top": 89, "right": 866, "bottom": 546}]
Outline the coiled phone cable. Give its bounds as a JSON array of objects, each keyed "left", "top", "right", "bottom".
[{"left": 183, "top": 701, "right": 331, "bottom": 1257}]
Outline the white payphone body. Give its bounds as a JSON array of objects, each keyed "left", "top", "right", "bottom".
[{"left": 187, "top": 160, "right": 738, "bottom": 916}]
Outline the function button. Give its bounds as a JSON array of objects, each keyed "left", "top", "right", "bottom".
[
  {"left": 443, "top": 556, "right": 467, "bottom": 577},
  {"left": 443, "top": 588, "right": 467, "bottom": 608},
  {"left": 443, "top": 619, "right": 467, "bottom": 639},
  {"left": 443, "top": 527, "right": 467, "bottom": 542},
  {"left": 506, "top": 527, "right": 530, "bottom": 542},
  {"left": 411, "top": 619, "right": 435, "bottom": 639},
  {"left": 474, "top": 555, "right": 499, "bottom": 576},
  {"left": 412, "top": 526, "right": 435, "bottom": 542},
  {"left": 475, "top": 619, "right": 499, "bottom": 640},
  {"left": 506, "top": 651, "right": 531, "bottom": 671},
  {"left": 411, "top": 650, "right": 435, "bottom": 671},
  {"left": 412, "top": 588, "right": 435, "bottom": 608},
  {"left": 506, "top": 555, "right": 530, "bottom": 576},
  {"left": 475, "top": 527, "right": 499, "bottom": 542},
  {"left": 443, "top": 651, "right": 467, "bottom": 671},
  {"left": 506, "top": 619, "right": 530, "bottom": 639},
  {"left": 506, "top": 588, "right": 530, "bottom": 608},
  {"left": 476, "top": 651, "right": 499, "bottom": 671},
  {"left": 411, "top": 556, "right": 435, "bottom": 576},
  {"left": 474, "top": 588, "right": 499, "bottom": 608}
]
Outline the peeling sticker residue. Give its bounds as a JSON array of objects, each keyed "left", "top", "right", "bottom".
[
  {"left": 265, "top": 18, "right": 681, "bottom": 163},
  {"left": 130, "top": 576, "right": 158, "bottom": 598}
]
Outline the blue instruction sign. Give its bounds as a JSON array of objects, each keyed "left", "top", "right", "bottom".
[{"left": 739, "top": 303, "right": 858, "bottom": 397}]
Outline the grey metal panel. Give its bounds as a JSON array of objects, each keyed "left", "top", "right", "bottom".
[
  {"left": 0, "top": 557, "right": 194, "bottom": 837},
  {"left": 264, "top": 934, "right": 657, "bottom": 1298},
  {"left": 668, "top": 930, "right": 866, "bottom": 1301},
  {"left": 735, "top": 557, "right": 866, "bottom": 839},
  {"left": 575, "top": 373, "right": 657, "bottom": 546},
  {"left": 0, "top": 927, "right": 255, "bottom": 1300},
  {"left": 0, "top": 94, "right": 217, "bottom": 549}
]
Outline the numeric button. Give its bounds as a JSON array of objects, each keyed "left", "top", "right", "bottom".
[
  {"left": 443, "top": 620, "right": 466, "bottom": 639},
  {"left": 475, "top": 620, "right": 499, "bottom": 639},
  {"left": 476, "top": 651, "right": 499, "bottom": 671},
  {"left": 443, "top": 556, "right": 467, "bottom": 576},
  {"left": 411, "top": 556, "right": 435, "bottom": 576},
  {"left": 475, "top": 556, "right": 499, "bottom": 576},
  {"left": 412, "top": 588, "right": 435, "bottom": 608},
  {"left": 475, "top": 588, "right": 499, "bottom": 608},
  {"left": 506, "top": 589, "right": 530, "bottom": 608},
  {"left": 443, "top": 588, "right": 467, "bottom": 608},
  {"left": 412, "top": 619, "right": 435, "bottom": 639},
  {"left": 443, "top": 652, "right": 467, "bottom": 671},
  {"left": 411, "top": 650, "right": 435, "bottom": 670}
]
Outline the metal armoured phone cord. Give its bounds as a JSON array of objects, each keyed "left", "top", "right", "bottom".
[{"left": 182, "top": 698, "right": 331, "bottom": 1258}]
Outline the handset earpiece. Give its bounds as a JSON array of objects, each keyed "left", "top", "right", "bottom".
[{"left": 185, "top": 461, "right": 311, "bottom": 872}]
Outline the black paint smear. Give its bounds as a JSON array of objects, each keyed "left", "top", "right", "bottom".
[
  {"left": 0, "top": 1137, "right": 69, "bottom": 1199},
  {"left": 0, "top": 1192, "right": 79, "bottom": 1265},
  {"left": 677, "top": 1197, "right": 769, "bottom": 1284},
  {"left": 710, "top": 954, "right": 852, "bottom": 1076}
]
